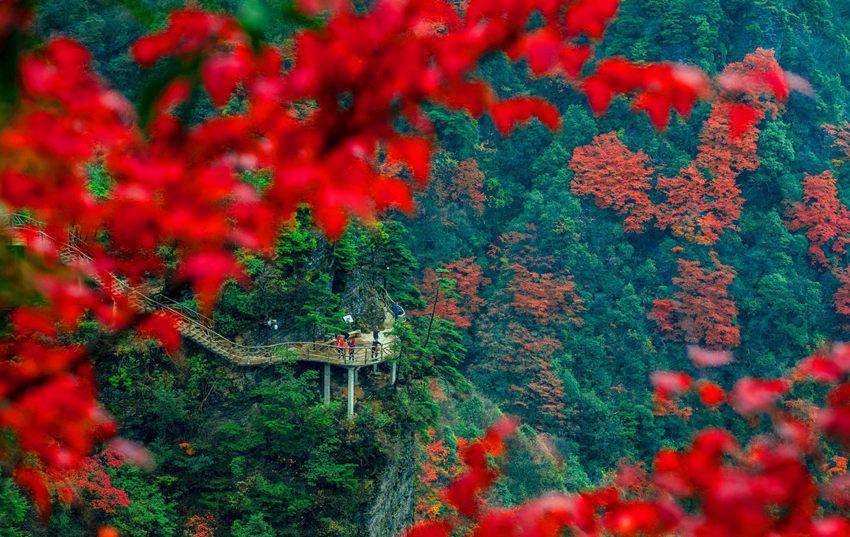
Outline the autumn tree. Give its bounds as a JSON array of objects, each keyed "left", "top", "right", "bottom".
[
  {"left": 506, "top": 263, "right": 584, "bottom": 326},
  {"left": 569, "top": 132, "right": 656, "bottom": 232},
  {"left": 442, "top": 159, "right": 487, "bottom": 216},
  {"left": 824, "top": 122, "right": 850, "bottom": 166},
  {"left": 784, "top": 170, "right": 850, "bottom": 317},
  {"left": 650, "top": 254, "right": 740, "bottom": 349},
  {"left": 415, "top": 258, "right": 488, "bottom": 328},
  {"left": 786, "top": 171, "right": 850, "bottom": 270},
  {"left": 65, "top": 448, "right": 130, "bottom": 515},
  {"left": 415, "top": 427, "right": 458, "bottom": 521},
  {"left": 473, "top": 230, "right": 584, "bottom": 428},
  {"left": 504, "top": 325, "right": 569, "bottom": 427},
  {"left": 442, "top": 258, "right": 489, "bottom": 319}
]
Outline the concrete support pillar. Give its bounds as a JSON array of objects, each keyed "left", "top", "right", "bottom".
[
  {"left": 323, "top": 363, "right": 331, "bottom": 405},
  {"left": 390, "top": 362, "right": 397, "bottom": 385},
  {"left": 347, "top": 367, "right": 356, "bottom": 420}
]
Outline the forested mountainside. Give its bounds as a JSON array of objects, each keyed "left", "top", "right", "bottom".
[
  {"left": 5, "top": 0, "right": 850, "bottom": 535},
  {"left": 410, "top": 0, "right": 850, "bottom": 481}
]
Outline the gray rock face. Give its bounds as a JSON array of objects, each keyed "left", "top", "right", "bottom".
[{"left": 366, "top": 436, "right": 416, "bottom": 537}]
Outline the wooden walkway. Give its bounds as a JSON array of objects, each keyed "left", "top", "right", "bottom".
[{"left": 9, "top": 216, "right": 399, "bottom": 418}]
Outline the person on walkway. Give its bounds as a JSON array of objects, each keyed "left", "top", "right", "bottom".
[
  {"left": 391, "top": 303, "right": 403, "bottom": 319},
  {"left": 335, "top": 333, "right": 346, "bottom": 360},
  {"left": 347, "top": 334, "right": 357, "bottom": 362},
  {"left": 371, "top": 329, "right": 380, "bottom": 359}
]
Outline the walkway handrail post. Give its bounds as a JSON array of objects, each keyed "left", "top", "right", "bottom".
[
  {"left": 323, "top": 364, "right": 331, "bottom": 405},
  {"left": 346, "top": 367, "right": 355, "bottom": 420}
]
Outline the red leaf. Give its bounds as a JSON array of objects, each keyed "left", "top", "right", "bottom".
[
  {"left": 403, "top": 520, "right": 453, "bottom": 537},
  {"left": 137, "top": 313, "right": 181, "bottom": 355},
  {"left": 814, "top": 517, "right": 850, "bottom": 537},
  {"left": 131, "top": 34, "right": 171, "bottom": 67},
  {"left": 178, "top": 252, "right": 245, "bottom": 314},
  {"left": 490, "top": 97, "right": 560, "bottom": 135},
  {"left": 372, "top": 177, "right": 414, "bottom": 213},
  {"left": 581, "top": 76, "right": 614, "bottom": 115},
  {"left": 650, "top": 371, "right": 693, "bottom": 398},
  {"left": 728, "top": 103, "right": 760, "bottom": 139},
  {"left": 312, "top": 203, "right": 349, "bottom": 241},
  {"left": 433, "top": 81, "right": 494, "bottom": 118},
  {"left": 729, "top": 377, "right": 789, "bottom": 416},
  {"left": 201, "top": 52, "right": 250, "bottom": 107},
  {"left": 11, "top": 308, "right": 57, "bottom": 338},
  {"left": 688, "top": 346, "right": 734, "bottom": 368},
  {"left": 386, "top": 136, "right": 432, "bottom": 184},
  {"left": 513, "top": 28, "right": 561, "bottom": 75},
  {"left": 565, "top": 0, "right": 620, "bottom": 39},
  {"left": 13, "top": 467, "right": 51, "bottom": 518},
  {"left": 697, "top": 381, "right": 726, "bottom": 408},
  {"left": 443, "top": 472, "right": 484, "bottom": 517},
  {"left": 797, "top": 354, "right": 844, "bottom": 383},
  {"left": 560, "top": 44, "right": 592, "bottom": 78},
  {"left": 481, "top": 416, "right": 519, "bottom": 456}
]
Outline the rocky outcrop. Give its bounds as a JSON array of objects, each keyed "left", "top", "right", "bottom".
[{"left": 366, "top": 435, "right": 416, "bottom": 537}]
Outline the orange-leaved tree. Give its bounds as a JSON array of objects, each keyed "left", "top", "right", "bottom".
[{"left": 650, "top": 254, "right": 740, "bottom": 350}]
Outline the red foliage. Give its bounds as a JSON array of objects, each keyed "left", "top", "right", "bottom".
[
  {"left": 652, "top": 397, "right": 694, "bottom": 421},
  {"left": 414, "top": 258, "right": 488, "bottom": 328},
  {"left": 185, "top": 514, "right": 217, "bottom": 537},
  {"left": 452, "top": 159, "right": 487, "bottom": 215},
  {"left": 407, "top": 345, "right": 850, "bottom": 537},
  {"left": 416, "top": 427, "right": 459, "bottom": 520},
  {"left": 490, "top": 228, "right": 551, "bottom": 268},
  {"left": 415, "top": 268, "right": 468, "bottom": 325},
  {"left": 650, "top": 255, "right": 740, "bottom": 349},
  {"left": 835, "top": 271, "right": 850, "bottom": 317},
  {"left": 785, "top": 171, "right": 850, "bottom": 316},
  {"left": 824, "top": 456, "right": 848, "bottom": 477},
  {"left": 506, "top": 264, "right": 583, "bottom": 326},
  {"left": 569, "top": 132, "right": 656, "bottom": 232},
  {"left": 717, "top": 48, "right": 805, "bottom": 115},
  {"left": 427, "top": 158, "right": 487, "bottom": 225},
  {"left": 506, "top": 325, "right": 568, "bottom": 425},
  {"left": 474, "top": 228, "right": 583, "bottom": 427},
  {"left": 786, "top": 171, "right": 850, "bottom": 270},
  {"left": 65, "top": 448, "right": 130, "bottom": 514},
  {"left": 443, "top": 258, "right": 488, "bottom": 316},
  {"left": 824, "top": 122, "right": 850, "bottom": 165}
]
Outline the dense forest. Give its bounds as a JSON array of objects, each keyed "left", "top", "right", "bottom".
[{"left": 5, "top": 0, "right": 850, "bottom": 535}]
